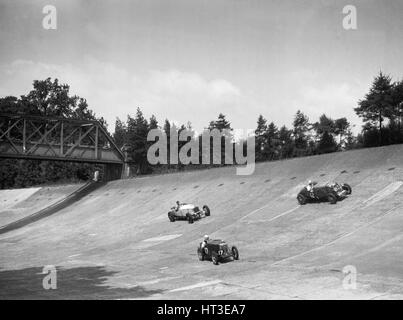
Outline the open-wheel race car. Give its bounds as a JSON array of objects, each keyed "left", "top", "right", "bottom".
[
  {"left": 297, "top": 182, "right": 352, "bottom": 205},
  {"left": 168, "top": 203, "right": 210, "bottom": 223},
  {"left": 197, "top": 239, "right": 239, "bottom": 265}
]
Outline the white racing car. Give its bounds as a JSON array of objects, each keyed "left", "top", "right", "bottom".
[{"left": 168, "top": 203, "right": 210, "bottom": 224}]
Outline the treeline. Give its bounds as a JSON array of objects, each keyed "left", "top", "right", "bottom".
[
  {"left": 114, "top": 71, "right": 403, "bottom": 174},
  {"left": 1, "top": 71, "right": 403, "bottom": 187},
  {"left": 113, "top": 111, "right": 238, "bottom": 174},
  {"left": 112, "top": 108, "right": 354, "bottom": 175}
]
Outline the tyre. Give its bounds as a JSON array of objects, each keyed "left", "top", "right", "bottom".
[
  {"left": 342, "top": 183, "right": 352, "bottom": 195},
  {"left": 212, "top": 255, "right": 219, "bottom": 265},
  {"left": 328, "top": 193, "right": 337, "bottom": 204},
  {"left": 197, "top": 248, "right": 204, "bottom": 261},
  {"left": 203, "top": 205, "right": 210, "bottom": 216},
  {"left": 297, "top": 194, "right": 307, "bottom": 205},
  {"left": 187, "top": 214, "right": 194, "bottom": 224},
  {"left": 168, "top": 212, "right": 175, "bottom": 222},
  {"left": 231, "top": 246, "right": 239, "bottom": 260}
]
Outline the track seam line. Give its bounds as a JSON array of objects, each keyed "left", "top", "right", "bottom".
[
  {"left": 271, "top": 203, "right": 403, "bottom": 266},
  {"left": 246, "top": 206, "right": 300, "bottom": 224}
]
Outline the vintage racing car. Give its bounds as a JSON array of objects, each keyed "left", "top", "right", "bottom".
[
  {"left": 168, "top": 203, "right": 210, "bottom": 223},
  {"left": 297, "top": 182, "right": 352, "bottom": 205},
  {"left": 197, "top": 239, "right": 239, "bottom": 265}
]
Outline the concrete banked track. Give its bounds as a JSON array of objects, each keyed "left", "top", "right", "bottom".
[{"left": 1, "top": 145, "right": 403, "bottom": 299}]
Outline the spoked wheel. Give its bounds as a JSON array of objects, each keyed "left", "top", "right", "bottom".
[
  {"left": 212, "top": 255, "right": 219, "bottom": 265},
  {"left": 203, "top": 205, "right": 211, "bottom": 216},
  {"left": 168, "top": 213, "right": 175, "bottom": 222},
  {"left": 231, "top": 246, "right": 239, "bottom": 260},
  {"left": 342, "top": 183, "right": 352, "bottom": 195},
  {"left": 297, "top": 194, "right": 307, "bottom": 205}
]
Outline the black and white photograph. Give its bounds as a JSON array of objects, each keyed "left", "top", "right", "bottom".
[{"left": 1, "top": 0, "right": 403, "bottom": 306}]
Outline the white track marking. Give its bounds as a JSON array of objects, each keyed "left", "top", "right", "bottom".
[
  {"left": 246, "top": 206, "right": 300, "bottom": 224},
  {"left": 240, "top": 203, "right": 272, "bottom": 221},
  {"left": 363, "top": 181, "right": 403, "bottom": 208},
  {"left": 143, "top": 234, "right": 182, "bottom": 242},
  {"left": 133, "top": 276, "right": 182, "bottom": 286},
  {"left": 272, "top": 203, "right": 403, "bottom": 266},
  {"left": 169, "top": 280, "right": 222, "bottom": 292}
]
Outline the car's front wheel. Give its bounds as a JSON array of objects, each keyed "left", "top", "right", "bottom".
[
  {"left": 187, "top": 214, "right": 194, "bottom": 224},
  {"left": 342, "top": 183, "right": 352, "bottom": 195},
  {"left": 231, "top": 246, "right": 239, "bottom": 260},
  {"left": 197, "top": 248, "right": 204, "bottom": 261},
  {"left": 168, "top": 212, "right": 175, "bottom": 222},
  {"left": 203, "top": 205, "right": 210, "bottom": 216},
  {"left": 212, "top": 255, "right": 219, "bottom": 265},
  {"left": 297, "top": 194, "right": 307, "bottom": 205}
]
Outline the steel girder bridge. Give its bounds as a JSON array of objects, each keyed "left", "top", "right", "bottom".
[{"left": 0, "top": 114, "right": 130, "bottom": 180}]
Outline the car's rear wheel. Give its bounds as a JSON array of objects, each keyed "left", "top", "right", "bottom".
[
  {"left": 342, "top": 183, "right": 352, "bottom": 195},
  {"left": 203, "top": 205, "right": 210, "bottom": 216},
  {"left": 212, "top": 255, "right": 219, "bottom": 265},
  {"left": 297, "top": 194, "right": 307, "bottom": 205},
  {"left": 231, "top": 246, "right": 239, "bottom": 260},
  {"left": 328, "top": 193, "right": 337, "bottom": 204},
  {"left": 168, "top": 212, "right": 175, "bottom": 222},
  {"left": 197, "top": 248, "right": 204, "bottom": 261}
]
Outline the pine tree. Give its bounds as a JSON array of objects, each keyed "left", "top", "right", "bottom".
[
  {"left": 255, "top": 115, "right": 268, "bottom": 161},
  {"left": 355, "top": 72, "right": 394, "bottom": 145},
  {"left": 293, "top": 110, "right": 310, "bottom": 150}
]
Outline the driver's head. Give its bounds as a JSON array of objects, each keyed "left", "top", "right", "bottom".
[
  {"left": 204, "top": 235, "right": 209, "bottom": 241},
  {"left": 176, "top": 201, "right": 180, "bottom": 205},
  {"left": 308, "top": 180, "right": 313, "bottom": 185}
]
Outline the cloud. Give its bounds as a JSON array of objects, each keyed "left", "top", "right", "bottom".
[
  {"left": 290, "top": 78, "right": 364, "bottom": 133},
  {"left": 0, "top": 57, "right": 245, "bottom": 132}
]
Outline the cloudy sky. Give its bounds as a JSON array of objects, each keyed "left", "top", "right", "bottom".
[{"left": 1, "top": 0, "right": 403, "bottom": 133}]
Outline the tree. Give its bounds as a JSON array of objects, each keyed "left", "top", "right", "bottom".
[
  {"left": 392, "top": 80, "right": 403, "bottom": 132},
  {"left": 255, "top": 115, "right": 268, "bottom": 161},
  {"left": 278, "top": 125, "right": 294, "bottom": 159},
  {"left": 149, "top": 115, "right": 159, "bottom": 130},
  {"left": 208, "top": 113, "right": 232, "bottom": 133},
  {"left": 314, "top": 114, "right": 335, "bottom": 136},
  {"left": 293, "top": 110, "right": 310, "bottom": 150},
  {"left": 266, "top": 122, "right": 280, "bottom": 160},
  {"left": 113, "top": 118, "right": 126, "bottom": 148},
  {"left": 317, "top": 131, "right": 337, "bottom": 154},
  {"left": 207, "top": 114, "right": 233, "bottom": 165},
  {"left": 355, "top": 72, "right": 394, "bottom": 145},
  {"left": 126, "top": 108, "right": 150, "bottom": 174},
  {"left": 334, "top": 117, "right": 351, "bottom": 147}
]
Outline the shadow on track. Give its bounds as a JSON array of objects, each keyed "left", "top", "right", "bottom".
[{"left": 0, "top": 265, "right": 164, "bottom": 299}]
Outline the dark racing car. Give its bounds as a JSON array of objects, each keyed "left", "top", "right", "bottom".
[
  {"left": 297, "top": 182, "right": 352, "bottom": 205},
  {"left": 168, "top": 203, "right": 210, "bottom": 223},
  {"left": 197, "top": 239, "right": 239, "bottom": 265}
]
